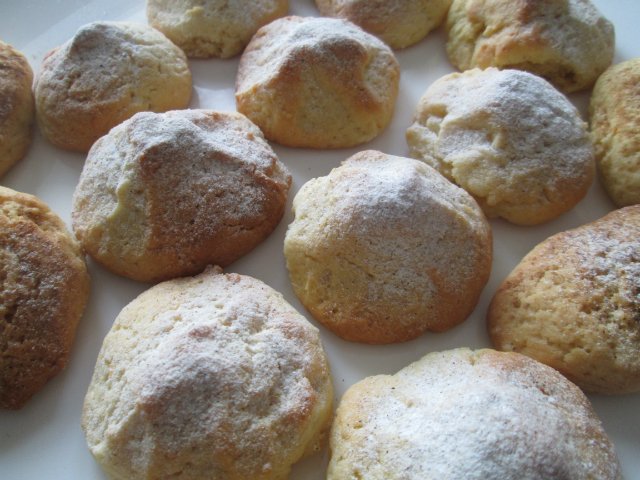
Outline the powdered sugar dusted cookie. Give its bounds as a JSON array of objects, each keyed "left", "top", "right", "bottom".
[
  {"left": 236, "top": 16, "right": 399, "bottom": 148},
  {"left": 72, "top": 110, "right": 291, "bottom": 283},
  {"left": 147, "top": 0, "right": 288, "bottom": 58},
  {"left": 328, "top": 348, "right": 621, "bottom": 479},
  {"left": 488, "top": 206, "right": 640, "bottom": 394},
  {"left": 407, "top": 68, "right": 594, "bottom": 225},
  {"left": 315, "top": 0, "right": 451, "bottom": 49},
  {"left": 83, "top": 267, "right": 333, "bottom": 480},
  {"left": 446, "top": 0, "right": 614, "bottom": 93},
  {"left": 284, "top": 150, "right": 492, "bottom": 344},
  {"left": 34, "top": 21, "right": 192, "bottom": 152}
]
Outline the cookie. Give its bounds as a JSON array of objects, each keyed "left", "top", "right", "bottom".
[
  {"left": 72, "top": 109, "right": 291, "bottom": 283},
  {"left": 314, "top": 0, "right": 451, "bottom": 49},
  {"left": 284, "top": 150, "right": 492, "bottom": 344},
  {"left": 488, "top": 206, "right": 640, "bottom": 394},
  {"left": 0, "top": 186, "right": 90, "bottom": 409},
  {"left": 328, "top": 348, "right": 621, "bottom": 479},
  {"left": 406, "top": 68, "right": 595, "bottom": 225},
  {"left": 147, "top": 0, "right": 288, "bottom": 58},
  {"left": 236, "top": 16, "right": 399, "bottom": 148},
  {"left": 446, "top": 0, "right": 615, "bottom": 92},
  {"left": 34, "top": 21, "right": 192, "bottom": 152},
  {"left": 590, "top": 58, "right": 640, "bottom": 207},
  {"left": 82, "top": 266, "right": 333, "bottom": 480},
  {"left": 0, "top": 41, "right": 34, "bottom": 177}
]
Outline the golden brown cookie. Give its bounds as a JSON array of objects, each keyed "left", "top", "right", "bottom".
[
  {"left": 0, "top": 186, "right": 90, "bottom": 409},
  {"left": 82, "top": 266, "right": 333, "bottom": 480},
  {"left": 236, "top": 16, "right": 399, "bottom": 148},
  {"left": 284, "top": 150, "right": 492, "bottom": 344},
  {"left": 147, "top": 0, "right": 289, "bottom": 58},
  {"left": 328, "top": 348, "right": 621, "bottom": 479},
  {"left": 34, "top": 21, "right": 192, "bottom": 152},
  {"left": 488, "top": 206, "right": 640, "bottom": 394},
  {"left": 72, "top": 109, "right": 291, "bottom": 283},
  {"left": 406, "top": 68, "right": 595, "bottom": 225},
  {"left": 0, "top": 41, "right": 34, "bottom": 177},
  {"left": 315, "top": 0, "right": 452, "bottom": 49},
  {"left": 446, "top": 0, "right": 615, "bottom": 92},
  {"left": 590, "top": 58, "right": 640, "bottom": 207}
]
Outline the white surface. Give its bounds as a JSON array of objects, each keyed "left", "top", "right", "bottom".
[{"left": 0, "top": 0, "right": 639, "bottom": 478}]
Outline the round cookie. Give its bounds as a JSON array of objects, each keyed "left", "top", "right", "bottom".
[
  {"left": 406, "top": 68, "right": 595, "bottom": 225},
  {"left": 488, "top": 206, "right": 640, "bottom": 394},
  {"left": 82, "top": 266, "right": 334, "bottom": 480},
  {"left": 34, "top": 21, "right": 192, "bottom": 152},
  {"left": 72, "top": 109, "right": 291, "bottom": 283},
  {"left": 590, "top": 58, "right": 640, "bottom": 207},
  {"left": 328, "top": 348, "right": 621, "bottom": 479},
  {"left": 446, "top": 0, "right": 615, "bottom": 93},
  {"left": 147, "top": 0, "right": 288, "bottom": 58},
  {"left": 284, "top": 150, "right": 492, "bottom": 344},
  {"left": 314, "top": 0, "right": 452, "bottom": 49},
  {"left": 0, "top": 41, "right": 34, "bottom": 177},
  {"left": 0, "top": 186, "right": 90, "bottom": 409},
  {"left": 236, "top": 16, "right": 399, "bottom": 149}
]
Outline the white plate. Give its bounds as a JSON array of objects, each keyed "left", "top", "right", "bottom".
[{"left": 1, "top": 0, "right": 638, "bottom": 478}]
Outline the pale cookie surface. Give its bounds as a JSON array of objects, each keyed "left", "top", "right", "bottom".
[
  {"left": 147, "top": 0, "right": 288, "bottom": 58},
  {"left": 284, "top": 150, "right": 492, "bottom": 344},
  {"left": 72, "top": 109, "right": 291, "bottom": 283},
  {"left": 0, "top": 41, "right": 34, "bottom": 177},
  {"left": 0, "top": 186, "right": 90, "bottom": 409},
  {"left": 406, "top": 68, "right": 594, "bottom": 225},
  {"left": 488, "top": 206, "right": 640, "bottom": 394},
  {"left": 315, "top": 0, "right": 452, "bottom": 49},
  {"left": 82, "top": 267, "right": 333, "bottom": 480},
  {"left": 34, "top": 21, "right": 192, "bottom": 152},
  {"left": 446, "top": 0, "right": 614, "bottom": 92},
  {"left": 236, "top": 16, "right": 399, "bottom": 148},
  {"left": 328, "top": 348, "right": 621, "bottom": 479},
  {"left": 590, "top": 58, "right": 640, "bottom": 207}
]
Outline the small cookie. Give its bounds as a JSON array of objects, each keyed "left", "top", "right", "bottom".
[
  {"left": 328, "top": 348, "right": 621, "bottom": 479},
  {"left": 72, "top": 110, "right": 291, "bottom": 283},
  {"left": 590, "top": 58, "right": 640, "bottom": 207},
  {"left": 236, "top": 16, "right": 399, "bottom": 148},
  {"left": 315, "top": 0, "right": 451, "bottom": 49},
  {"left": 34, "top": 21, "right": 192, "bottom": 152},
  {"left": 0, "top": 41, "right": 34, "bottom": 177},
  {"left": 284, "top": 150, "right": 492, "bottom": 344},
  {"left": 446, "top": 0, "right": 615, "bottom": 92},
  {"left": 488, "top": 206, "right": 640, "bottom": 394},
  {"left": 406, "top": 68, "right": 595, "bottom": 225},
  {"left": 0, "top": 186, "right": 90, "bottom": 409},
  {"left": 82, "top": 267, "right": 333, "bottom": 480},
  {"left": 147, "top": 0, "right": 288, "bottom": 58}
]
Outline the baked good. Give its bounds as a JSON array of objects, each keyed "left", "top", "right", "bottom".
[
  {"left": 72, "top": 109, "right": 291, "bottom": 283},
  {"left": 314, "top": 0, "right": 451, "bottom": 49},
  {"left": 406, "top": 68, "right": 595, "bottom": 225},
  {"left": 590, "top": 58, "right": 640, "bottom": 207},
  {"left": 0, "top": 186, "right": 90, "bottom": 409},
  {"left": 34, "top": 21, "right": 192, "bottom": 152},
  {"left": 235, "top": 16, "right": 399, "bottom": 148},
  {"left": 0, "top": 41, "right": 34, "bottom": 177},
  {"left": 446, "top": 0, "right": 615, "bottom": 93},
  {"left": 147, "top": 0, "right": 288, "bottom": 58},
  {"left": 284, "top": 150, "right": 492, "bottom": 344},
  {"left": 82, "top": 266, "right": 333, "bottom": 480},
  {"left": 488, "top": 206, "right": 640, "bottom": 394},
  {"left": 328, "top": 348, "right": 621, "bottom": 479}
]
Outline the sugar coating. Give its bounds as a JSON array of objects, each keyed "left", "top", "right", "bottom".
[
  {"left": 82, "top": 267, "right": 333, "bottom": 480},
  {"left": 328, "top": 348, "right": 621, "bottom": 479},
  {"left": 407, "top": 68, "right": 594, "bottom": 225}
]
